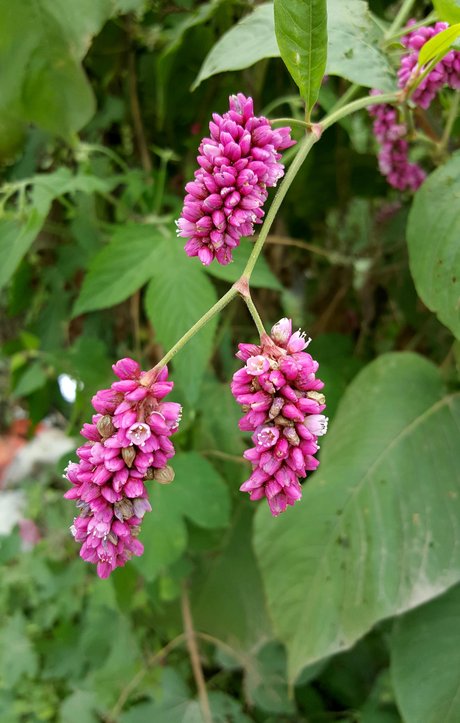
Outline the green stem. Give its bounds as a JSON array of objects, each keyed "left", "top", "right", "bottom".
[
  {"left": 271, "top": 117, "right": 310, "bottom": 129},
  {"left": 327, "top": 83, "right": 361, "bottom": 114},
  {"left": 242, "top": 131, "right": 320, "bottom": 280},
  {"left": 153, "top": 155, "right": 168, "bottom": 214},
  {"left": 440, "top": 92, "right": 460, "bottom": 151},
  {"left": 384, "top": 0, "right": 418, "bottom": 40},
  {"left": 244, "top": 294, "right": 266, "bottom": 336},
  {"left": 384, "top": 11, "right": 437, "bottom": 44},
  {"left": 142, "top": 286, "right": 238, "bottom": 383},
  {"left": 321, "top": 92, "right": 400, "bottom": 130}
]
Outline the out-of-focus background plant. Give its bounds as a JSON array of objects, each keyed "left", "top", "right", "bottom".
[{"left": 1, "top": 0, "right": 460, "bottom": 721}]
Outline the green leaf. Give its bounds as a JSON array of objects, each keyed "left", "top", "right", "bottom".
[
  {"left": 144, "top": 238, "right": 218, "bottom": 406},
  {"left": 192, "top": 4, "right": 279, "bottom": 90},
  {"left": 60, "top": 691, "right": 98, "bottom": 723},
  {"left": 192, "top": 506, "right": 272, "bottom": 652},
  {"left": 391, "top": 584, "right": 460, "bottom": 723},
  {"left": 205, "top": 243, "right": 282, "bottom": 290},
  {"left": 135, "top": 452, "right": 230, "bottom": 581},
  {"left": 418, "top": 23, "right": 460, "bottom": 68},
  {"left": 434, "top": 0, "right": 460, "bottom": 23},
  {"left": 193, "top": 1, "right": 395, "bottom": 92},
  {"left": 0, "top": 614, "right": 38, "bottom": 687},
  {"left": 13, "top": 361, "right": 48, "bottom": 397},
  {"left": 0, "top": 212, "right": 44, "bottom": 292},
  {"left": 73, "top": 224, "right": 163, "bottom": 316},
  {"left": 274, "top": 0, "right": 327, "bottom": 115},
  {"left": 254, "top": 352, "right": 460, "bottom": 682},
  {"left": 0, "top": 0, "right": 114, "bottom": 137},
  {"left": 407, "top": 152, "right": 460, "bottom": 339}
]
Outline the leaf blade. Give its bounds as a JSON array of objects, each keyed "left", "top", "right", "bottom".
[{"left": 254, "top": 352, "right": 460, "bottom": 682}]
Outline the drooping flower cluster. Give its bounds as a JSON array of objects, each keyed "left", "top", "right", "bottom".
[
  {"left": 368, "top": 94, "right": 427, "bottom": 191},
  {"left": 369, "top": 21, "right": 460, "bottom": 191},
  {"left": 176, "top": 93, "right": 295, "bottom": 266},
  {"left": 231, "top": 319, "right": 327, "bottom": 516},
  {"left": 64, "top": 358, "right": 181, "bottom": 579}
]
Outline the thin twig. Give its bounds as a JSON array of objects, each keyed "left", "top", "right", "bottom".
[
  {"left": 108, "top": 633, "right": 187, "bottom": 721},
  {"left": 126, "top": 23, "right": 153, "bottom": 176},
  {"left": 201, "top": 450, "right": 249, "bottom": 464},
  {"left": 263, "top": 234, "right": 352, "bottom": 265},
  {"left": 181, "top": 584, "right": 213, "bottom": 723}
]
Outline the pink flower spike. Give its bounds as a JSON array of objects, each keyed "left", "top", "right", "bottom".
[
  {"left": 64, "top": 357, "right": 181, "bottom": 578},
  {"left": 231, "top": 319, "right": 326, "bottom": 515}
]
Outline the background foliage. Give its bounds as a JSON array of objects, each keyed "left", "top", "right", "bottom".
[{"left": 1, "top": 0, "right": 459, "bottom": 721}]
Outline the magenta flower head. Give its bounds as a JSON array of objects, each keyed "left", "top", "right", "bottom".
[
  {"left": 64, "top": 358, "right": 181, "bottom": 579},
  {"left": 231, "top": 321, "right": 327, "bottom": 516},
  {"left": 176, "top": 93, "right": 295, "bottom": 266}
]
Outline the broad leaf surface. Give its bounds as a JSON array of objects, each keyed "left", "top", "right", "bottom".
[
  {"left": 194, "top": 0, "right": 395, "bottom": 92},
  {"left": 135, "top": 453, "right": 230, "bottom": 581},
  {"left": 274, "top": 0, "right": 328, "bottom": 115},
  {"left": 391, "top": 584, "right": 460, "bottom": 723},
  {"left": 407, "top": 153, "right": 460, "bottom": 339},
  {"left": 0, "top": 213, "right": 44, "bottom": 292},
  {"left": 73, "top": 224, "right": 164, "bottom": 316},
  {"left": 254, "top": 353, "right": 460, "bottom": 682},
  {"left": 144, "top": 238, "right": 219, "bottom": 405}
]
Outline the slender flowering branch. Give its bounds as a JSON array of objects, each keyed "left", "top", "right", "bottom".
[
  {"left": 384, "top": 0, "right": 418, "bottom": 40},
  {"left": 181, "top": 585, "right": 213, "bottom": 723},
  {"left": 243, "top": 293, "right": 267, "bottom": 336},
  {"left": 321, "top": 92, "right": 400, "bottom": 131}
]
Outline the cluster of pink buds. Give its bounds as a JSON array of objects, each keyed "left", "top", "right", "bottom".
[
  {"left": 176, "top": 93, "right": 295, "bottom": 266},
  {"left": 231, "top": 319, "right": 327, "bottom": 516},
  {"left": 369, "top": 21, "right": 460, "bottom": 191},
  {"left": 398, "top": 21, "right": 460, "bottom": 108},
  {"left": 64, "top": 358, "right": 181, "bottom": 579},
  {"left": 368, "top": 94, "right": 426, "bottom": 191}
]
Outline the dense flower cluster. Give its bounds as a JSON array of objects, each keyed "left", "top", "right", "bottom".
[
  {"left": 398, "top": 21, "right": 460, "bottom": 108},
  {"left": 368, "top": 95, "right": 426, "bottom": 191},
  {"left": 64, "top": 359, "right": 181, "bottom": 579},
  {"left": 369, "top": 21, "right": 460, "bottom": 191},
  {"left": 231, "top": 319, "right": 327, "bottom": 516},
  {"left": 177, "top": 93, "right": 295, "bottom": 266}
]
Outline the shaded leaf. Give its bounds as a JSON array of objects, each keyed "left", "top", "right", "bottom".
[
  {"left": 254, "top": 353, "right": 460, "bottom": 682},
  {"left": 407, "top": 153, "right": 460, "bottom": 339},
  {"left": 391, "top": 584, "right": 460, "bottom": 723},
  {"left": 135, "top": 452, "right": 230, "bottom": 581},
  {"left": 144, "top": 237, "right": 218, "bottom": 406}
]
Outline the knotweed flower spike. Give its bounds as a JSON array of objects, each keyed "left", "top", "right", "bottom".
[
  {"left": 177, "top": 93, "right": 295, "bottom": 266},
  {"left": 369, "top": 21, "right": 460, "bottom": 191},
  {"left": 231, "top": 319, "right": 327, "bottom": 516},
  {"left": 64, "top": 358, "right": 181, "bottom": 578}
]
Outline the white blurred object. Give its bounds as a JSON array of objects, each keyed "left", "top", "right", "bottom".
[
  {"left": 58, "top": 373, "right": 80, "bottom": 403},
  {"left": 0, "top": 490, "right": 25, "bottom": 535},
  {"left": 2, "top": 426, "right": 75, "bottom": 487}
]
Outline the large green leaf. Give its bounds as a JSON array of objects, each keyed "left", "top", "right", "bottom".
[
  {"left": 391, "top": 584, "right": 460, "bottom": 723},
  {"left": 254, "top": 352, "right": 460, "bottom": 682},
  {"left": 144, "top": 238, "right": 219, "bottom": 406},
  {"left": 134, "top": 452, "right": 230, "bottom": 581},
  {"left": 0, "top": 0, "right": 114, "bottom": 138},
  {"left": 0, "top": 212, "right": 44, "bottom": 292},
  {"left": 193, "top": 0, "right": 395, "bottom": 92},
  {"left": 433, "top": 0, "right": 460, "bottom": 24},
  {"left": 274, "top": 0, "right": 327, "bottom": 116},
  {"left": 407, "top": 153, "right": 460, "bottom": 339},
  {"left": 73, "top": 224, "right": 163, "bottom": 316}
]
